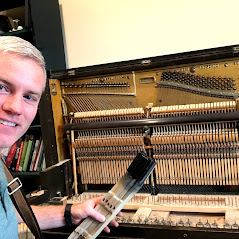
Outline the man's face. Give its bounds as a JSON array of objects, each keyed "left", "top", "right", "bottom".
[{"left": 0, "top": 52, "right": 45, "bottom": 149}]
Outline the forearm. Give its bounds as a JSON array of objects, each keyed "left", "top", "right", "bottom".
[
  {"left": 17, "top": 197, "right": 120, "bottom": 232},
  {"left": 31, "top": 205, "right": 66, "bottom": 230}
]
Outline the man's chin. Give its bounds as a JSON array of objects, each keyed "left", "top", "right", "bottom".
[{"left": 0, "top": 137, "right": 18, "bottom": 149}]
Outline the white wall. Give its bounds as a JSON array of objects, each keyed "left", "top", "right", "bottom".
[{"left": 59, "top": 0, "right": 239, "bottom": 69}]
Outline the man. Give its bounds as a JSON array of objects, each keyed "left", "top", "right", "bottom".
[{"left": 0, "top": 36, "right": 121, "bottom": 238}]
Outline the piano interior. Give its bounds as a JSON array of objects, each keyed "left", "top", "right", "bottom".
[{"left": 49, "top": 45, "right": 239, "bottom": 236}]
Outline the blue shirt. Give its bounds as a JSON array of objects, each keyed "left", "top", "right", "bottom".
[{"left": 0, "top": 161, "right": 18, "bottom": 238}]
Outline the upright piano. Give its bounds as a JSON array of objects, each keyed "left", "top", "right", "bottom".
[{"left": 43, "top": 44, "right": 239, "bottom": 239}]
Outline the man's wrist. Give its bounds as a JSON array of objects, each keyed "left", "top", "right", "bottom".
[{"left": 64, "top": 204, "right": 73, "bottom": 226}]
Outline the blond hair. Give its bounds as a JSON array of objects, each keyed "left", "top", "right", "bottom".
[{"left": 0, "top": 36, "right": 46, "bottom": 88}]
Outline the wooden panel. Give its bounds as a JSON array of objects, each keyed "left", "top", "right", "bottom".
[{"left": 49, "top": 79, "right": 68, "bottom": 161}]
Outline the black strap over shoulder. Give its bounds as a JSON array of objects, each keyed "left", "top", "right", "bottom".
[{"left": 1, "top": 157, "right": 44, "bottom": 239}]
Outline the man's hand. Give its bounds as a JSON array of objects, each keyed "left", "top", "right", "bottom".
[{"left": 71, "top": 196, "right": 123, "bottom": 233}]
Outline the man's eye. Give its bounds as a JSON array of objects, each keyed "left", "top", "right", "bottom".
[
  {"left": 0, "top": 85, "right": 7, "bottom": 91},
  {"left": 24, "top": 95, "right": 35, "bottom": 101}
]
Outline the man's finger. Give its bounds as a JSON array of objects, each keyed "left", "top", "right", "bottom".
[{"left": 104, "top": 226, "right": 110, "bottom": 233}]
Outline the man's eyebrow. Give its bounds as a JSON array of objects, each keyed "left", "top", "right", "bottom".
[
  {"left": 27, "top": 90, "right": 42, "bottom": 97},
  {"left": 0, "top": 78, "right": 11, "bottom": 84}
]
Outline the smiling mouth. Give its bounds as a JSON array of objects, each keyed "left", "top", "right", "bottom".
[{"left": 0, "top": 119, "right": 16, "bottom": 127}]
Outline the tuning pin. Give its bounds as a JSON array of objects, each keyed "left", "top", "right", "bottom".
[
  {"left": 161, "top": 218, "right": 166, "bottom": 225},
  {"left": 224, "top": 221, "right": 232, "bottom": 229},
  {"left": 196, "top": 220, "right": 204, "bottom": 228},
  {"left": 232, "top": 221, "right": 239, "bottom": 229},
  {"left": 137, "top": 217, "right": 142, "bottom": 224},
  {"left": 154, "top": 217, "right": 160, "bottom": 224},
  {"left": 127, "top": 217, "right": 134, "bottom": 223},
  {"left": 177, "top": 219, "right": 184, "bottom": 226},
  {"left": 204, "top": 220, "right": 211, "bottom": 228},
  {"left": 144, "top": 218, "right": 149, "bottom": 224},
  {"left": 121, "top": 217, "right": 126, "bottom": 223},
  {"left": 185, "top": 219, "right": 192, "bottom": 227},
  {"left": 211, "top": 220, "right": 218, "bottom": 228},
  {"left": 167, "top": 219, "right": 173, "bottom": 226}
]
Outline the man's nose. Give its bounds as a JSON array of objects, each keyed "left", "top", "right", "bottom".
[{"left": 2, "top": 94, "right": 23, "bottom": 115}]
